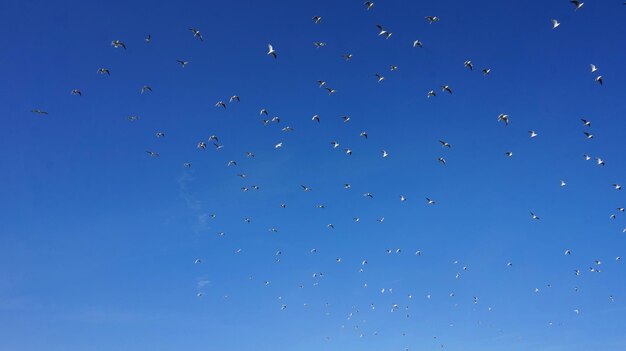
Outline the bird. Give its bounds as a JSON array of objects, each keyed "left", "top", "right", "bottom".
[
  {"left": 581, "top": 118, "right": 592, "bottom": 126},
  {"left": 359, "top": 131, "right": 368, "bottom": 139},
  {"left": 565, "top": 250, "right": 572, "bottom": 255},
  {"left": 497, "top": 114, "right": 510, "bottom": 126},
  {"left": 314, "top": 42, "right": 327, "bottom": 48},
  {"left": 146, "top": 150, "right": 159, "bottom": 157},
  {"left": 590, "top": 64, "right": 598, "bottom": 73},
  {"left": 325, "top": 87, "right": 336, "bottom": 95},
  {"left": 400, "top": 195, "right": 407, "bottom": 202},
  {"left": 345, "top": 148, "right": 352, "bottom": 156},
  {"left": 438, "top": 157, "right": 446, "bottom": 165},
  {"left": 111, "top": 40, "right": 126, "bottom": 49},
  {"left": 215, "top": 101, "right": 227, "bottom": 108},
  {"left": 97, "top": 68, "right": 110, "bottom": 75},
  {"left": 427, "top": 90, "right": 436, "bottom": 98},
  {"left": 301, "top": 185, "right": 312, "bottom": 192},
  {"left": 482, "top": 68, "right": 491, "bottom": 76},
  {"left": 390, "top": 65, "right": 398, "bottom": 71},
  {"left": 267, "top": 44, "right": 277, "bottom": 58},
  {"left": 176, "top": 60, "right": 189, "bottom": 68},
  {"left": 560, "top": 180, "right": 567, "bottom": 187},
  {"left": 426, "top": 198, "right": 436, "bottom": 205},
  {"left": 531, "top": 212, "right": 540, "bottom": 220},
  {"left": 364, "top": 1, "right": 374, "bottom": 10},
  {"left": 596, "top": 157, "right": 605, "bottom": 166},
  {"left": 184, "top": 163, "right": 192, "bottom": 168},
  {"left": 155, "top": 132, "right": 165, "bottom": 138},
  {"left": 260, "top": 109, "right": 269, "bottom": 115},
  {"left": 413, "top": 40, "right": 423, "bottom": 48},
  {"left": 570, "top": 0, "right": 584, "bottom": 10},
  {"left": 341, "top": 116, "right": 351, "bottom": 123},
  {"left": 330, "top": 141, "right": 340, "bottom": 149},
  {"left": 31, "top": 109, "right": 48, "bottom": 115},
  {"left": 342, "top": 53, "right": 353, "bottom": 61},
  {"left": 381, "top": 150, "right": 389, "bottom": 158},
  {"left": 312, "top": 115, "right": 320, "bottom": 123},
  {"left": 376, "top": 24, "right": 392, "bottom": 39},
  {"left": 464, "top": 61, "right": 474, "bottom": 70},
  {"left": 505, "top": 151, "right": 513, "bottom": 157},
  {"left": 613, "top": 184, "right": 622, "bottom": 190},
  {"left": 189, "top": 28, "right": 203, "bottom": 41},
  {"left": 595, "top": 76, "right": 603, "bottom": 85},
  {"left": 275, "top": 142, "right": 283, "bottom": 149},
  {"left": 441, "top": 85, "right": 452, "bottom": 94},
  {"left": 425, "top": 16, "right": 440, "bottom": 24},
  {"left": 70, "top": 89, "right": 82, "bottom": 96},
  {"left": 529, "top": 130, "right": 538, "bottom": 138},
  {"left": 312, "top": 16, "right": 322, "bottom": 24},
  {"left": 439, "top": 140, "right": 451, "bottom": 148},
  {"left": 317, "top": 80, "right": 326, "bottom": 88},
  {"left": 375, "top": 73, "right": 385, "bottom": 83},
  {"left": 141, "top": 85, "right": 152, "bottom": 94},
  {"left": 583, "top": 132, "right": 593, "bottom": 139},
  {"left": 363, "top": 192, "right": 374, "bottom": 198},
  {"left": 551, "top": 19, "right": 561, "bottom": 29},
  {"left": 229, "top": 95, "right": 241, "bottom": 103},
  {"left": 145, "top": 34, "right": 151, "bottom": 43}
]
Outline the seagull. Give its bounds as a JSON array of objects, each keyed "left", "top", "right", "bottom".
[
  {"left": 141, "top": 85, "right": 152, "bottom": 94},
  {"left": 245, "top": 151, "right": 255, "bottom": 158},
  {"left": 215, "top": 101, "right": 227, "bottom": 109},
  {"left": 97, "top": 68, "right": 110, "bottom": 75},
  {"left": 427, "top": 90, "right": 436, "bottom": 98},
  {"left": 482, "top": 68, "right": 491, "bottom": 75},
  {"left": 363, "top": 192, "right": 374, "bottom": 198},
  {"left": 552, "top": 19, "right": 561, "bottom": 29},
  {"left": 301, "top": 185, "right": 312, "bottom": 192},
  {"left": 184, "top": 163, "right": 192, "bottom": 168},
  {"left": 425, "top": 16, "right": 440, "bottom": 24},
  {"left": 596, "top": 157, "right": 605, "bottom": 166},
  {"left": 359, "top": 131, "right": 368, "bottom": 139},
  {"left": 584, "top": 154, "right": 591, "bottom": 161},
  {"left": 375, "top": 73, "right": 385, "bottom": 82},
  {"left": 267, "top": 44, "right": 277, "bottom": 58},
  {"left": 197, "top": 142, "right": 207, "bottom": 149},
  {"left": 146, "top": 150, "right": 159, "bottom": 157},
  {"left": 426, "top": 198, "right": 436, "bottom": 205},
  {"left": 271, "top": 116, "right": 280, "bottom": 123},
  {"left": 342, "top": 53, "right": 353, "bottom": 60},
  {"left": 364, "top": 1, "right": 374, "bottom": 10},
  {"left": 111, "top": 40, "right": 126, "bottom": 49},
  {"left": 31, "top": 109, "right": 48, "bottom": 115},
  {"left": 595, "top": 76, "right": 603, "bottom": 85},
  {"left": 438, "top": 157, "right": 446, "bottom": 165},
  {"left": 565, "top": 250, "right": 572, "bottom": 255},
  {"left": 71, "top": 89, "right": 82, "bottom": 96},
  {"left": 145, "top": 34, "right": 151, "bottom": 43},
  {"left": 505, "top": 151, "right": 513, "bottom": 157},
  {"left": 312, "top": 16, "right": 322, "bottom": 24},
  {"left": 275, "top": 142, "right": 283, "bottom": 149},
  {"left": 313, "top": 42, "right": 327, "bottom": 49},
  {"left": 208, "top": 135, "right": 219, "bottom": 142},
  {"left": 194, "top": 258, "right": 202, "bottom": 264},
  {"left": 413, "top": 40, "right": 423, "bottom": 48},
  {"left": 155, "top": 132, "right": 165, "bottom": 138},
  {"left": 341, "top": 116, "right": 351, "bottom": 123},
  {"left": 560, "top": 180, "right": 567, "bottom": 187},
  {"left": 317, "top": 80, "right": 327, "bottom": 88},
  {"left": 497, "top": 114, "right": 510, "bottom": 126},
  {"left": 381, "top": 150, "right": 389, "bottom": 158},
  {"left": 331, "top": 141, "right": 340, "bottom": 148},
  {"left": 613, "top": 184, "right": 622, "bottom": 190},
  {"left": 531, "top": 212, "right": 540, "bottom": 220},
  {"left": 281, "top": 126, "right": 294, "bottom": 132},
  {"left": 590, "top": 64, "right": 598, "bottom": 73},
  {"left": 260, "top": 109, "right": 269, "bottom": 116},
  {"left": 581, "top": 118, "right": 591, "bottom": 126},
  {"left": 376, "top": 24, "right": 392, "bottom": 39},
  {"left": 325, "top": 87, "right": 336, "bottom": 95},
  {"left": 439, "top": 140, "right": 451, "bottom": 148},
  {"left": 441, "top": 85, "right": 452, "bottom": 94},
  {"left": 176, "top": 60, "right": 189, "bottom": 68},
  {"left": 310, "top": 115, "right": 320, "bottom": 123},
  {"left": 189, "top": 28, "right": 203, "bottom": 41},
  {"left": 464, "top": 61, "right": 474, "bottom": 70},
  {"left": 229, "top": 95, "right": 241, "bottom": 103},
  {"left": 345, "top": 148, "right": 352, "bottom": 155},
  {"left": 570, "top": 0, "right": 584, "bottom": 10},
  {"left": 400, "top": 195, "right": 407, "bottom": 202},
  {"left": 390, "top": 65, "right": 398, "bottom": 71},
  {"left": 529, "top": 130, "right": 538, "bottom": 138},
  {"left": 584, "top": 132, "right": 593, "bottom": 139}
]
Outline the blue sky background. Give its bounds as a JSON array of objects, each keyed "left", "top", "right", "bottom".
[{"left": 1, "top": 0, "right": 626, "bottom": 350}]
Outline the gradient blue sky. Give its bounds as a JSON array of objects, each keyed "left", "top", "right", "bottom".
[{"left": 1, "top": 0, "right": 626, "bottom": 350}]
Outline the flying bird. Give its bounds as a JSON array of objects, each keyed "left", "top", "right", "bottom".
[
  {"left": 441, "top": 85, "right": 452, "bottom": 94},
  {"left": 111, "top": 40, "right": 126, "bottom": 49},
  {"left": 376, "top": 24, "right": 392, "bottom": 39},
  {"left": 364, "top": 1, "right": 374, "bottom": 10},
  {"left": 498, "top": 114, "right": 510, "bottom": 126},
  {"left": 570, "top": 0, "right": 584, "bottom": 10},
  {"left": 267, "top": 44, "right": 277, "bottom": 58},
  {"left": 97, "top": 68, "right": 110, "bottom": 75},
  {"left": 70, "top": 89, "right": 82, "bottom": 96},
  {"left": 189, "top": 28, "right": 203, "bottom": 41},
  {"left": 31, "top": 109, "right": 48, "bottom": 115},
  {"left": 413, "top": 40, "right": 423, "bottom": 48},
  {"left": 312, "top": 16, "right": 322, "bottom": 24},
  {"left": 176, "top": 60, "right": 189, "bottom": 68},
  {"left": 552, "top": 19, "right": 561, "bottom": 29},
  {"left": 464, "top": 61, "right": 474, "bottom": 70},
  {"left": 426, "top": 16, "right": 440, "bottom": 24}
]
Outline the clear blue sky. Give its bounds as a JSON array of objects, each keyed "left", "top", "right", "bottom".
[{"left": 1, "top": 0, "right": 626, "bottom": 350}]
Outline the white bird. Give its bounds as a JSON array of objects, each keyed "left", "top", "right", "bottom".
[
  {"left": 31, "top": 109, "right": 48, "bottom": 115},
  {"left": 111, "top": 40, "right": 126, "bottom": 49},
  {"left": 97, "top": 68, "right": 110, "bottom": 75},
  {"left": 275, "top": 142, "right": 283, "bottom": 149},
  {"left": 439, "top": 140, "right": 451, "bottom": 148},
  {"left": 552, "top": 19, "right": 561, "bottom": 29},
  {"left": 229, "top": 95, "right": 240, "bottom": 103},
  {"left": 267, "top": 44, "right": 277, "bottom": 58},
  {"left": 375, "top": 73, "right": 385, "bottom": 82},
  {"left": 531, "top": 212, "right": 540, "bottom": 220},
  {"left": 570, "top": 0, "right": 584, "bottom": 10},
  {"left": 364, "top": 1, "right": 374, "bottom": 10},
  {"left": 426, "top": 198, "right": 436, "bottom": 205},
  {"left": 400, "top": 195, "right": 407, "bottom": 202},
  {"left": 482, "top": 68, "right": 491, "bottom": 76},
  {"left": 505, "top": 151, "right": 513, "bottom": 157},
  {"left": 464, "top": 61, "right": 474, "bottom": 70},
  {"left": 595, "top": 76, "right": 603, "bottom": 85},
  {"left": 438, "top": 157, "right": 446, "bottom": 165},
  {"left": 381, "top": 150, "right": 389, "bottom": 158},
  {"left": 301, "top": 185, "right": 312, "bottom": 192},
  {"left": 425, "top": 16, "right": 440, "bottom": 24},
  {"left": 215, "top": 101, "right": 226, "bottom": 109},
  {"left": 312, "top": 16, "right": 322, "bottom": 24},
  {"left": 189, "top": 28, "right": 203, "bottom": 41},
  {"left": 529, "top": 130, "right": 538, "bottom": 138},
  {"left": 427, "top": 90, "right": 436, "bottom": 98},
  {"left": 141, "top": 85, "right": 152, "bottom": 94},
  {"left": 497, "top": 114, "right": 510, "bottom": 126},
  {"left": 312, "top": 114, "right": 320, "bottom": 123},
  {"left": 330, "top": 141, "right": 340, "bottom": 149},
  {"left": 176, "top": 60, "right": 189, "bottom": 68},
  {"left": 441, "top": 85, "right": 452, "bottom": 94},
  {"left": 590, "top": 64, "right": 598, "bottom": 73},
  {"left": 325, "top": 87, "right": 336, "bottom": 95},
  {"left": 560, "top": 180, "right": 567, "bottom": 187},
  {"left": 413, "top": 40, "right": 423, "bottom": 48},
  {"left": 581, "top": 118, "right": 592, "bottom": 126},
  {"left": 596, "top": 157, "right": 605, "bottom": 166},
  {"left": 613, "top": 184, "right": 622, "bottom": 190},
  {"left": 584, "top": 132, "right": 593, "bottom": 139},
  {"left": 71, "top": 89, "right": 82, "bottom": 96}
]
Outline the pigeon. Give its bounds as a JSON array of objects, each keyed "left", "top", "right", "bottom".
[
  {"left": 111, "top": 40, "right": 126, "bottom": 49},
  {"left": 267, "top": 44, "right": 277, "bottom": 58},
  {"left": 189, "top": 28, "right": 203, "bottom": 41},
  {"left": 497, "top": 114, "right": 510, "bottom": 126},
  {"left": 570, "top": 0, "right": 584, "bottom": 10},
  {"left": 376, "top": 24, "right": 392, "bottom": 39}
]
